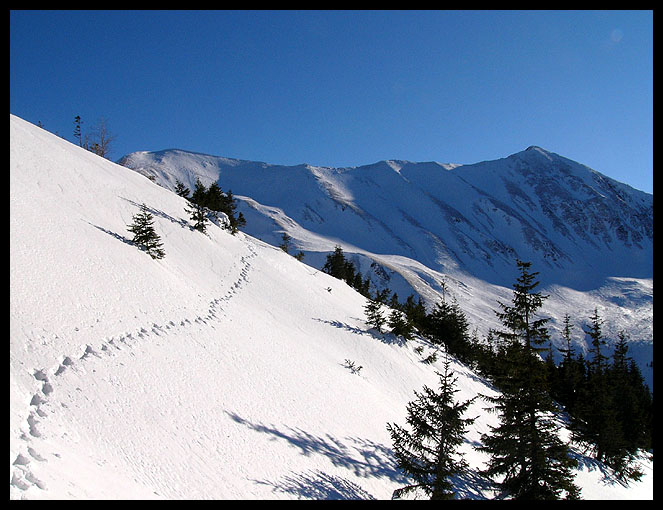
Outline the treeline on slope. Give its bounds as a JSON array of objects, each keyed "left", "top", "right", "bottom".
[
  {"left": 174, "top": 177, "right": 246, "bottom": 235},
  {"left": 322, "top": 247, "right": 652, "bottom": 499},
  {"left": 124, "top": 178, "right": 246, "bottom": 260},
  {"left": 321, "top": 245, "right": 426, "bottom": 339}
]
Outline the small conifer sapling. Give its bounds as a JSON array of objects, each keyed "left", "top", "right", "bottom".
[{"left": 127, "top": 203, "right": 165, "bottom": 259}]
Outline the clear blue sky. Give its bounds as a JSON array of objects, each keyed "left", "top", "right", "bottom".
[{"left": 10, "top": 10, "right": 653, "bottom": 193}]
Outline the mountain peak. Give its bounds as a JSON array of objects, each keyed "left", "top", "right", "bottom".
[{"left": 521, "top": 145, "right": 554, "bottom": 161}]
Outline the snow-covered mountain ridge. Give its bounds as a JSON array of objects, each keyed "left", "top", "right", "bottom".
[
  {"left": 10, "top": 114, "right": 652, "bottom": 499},
  {"left": 119, "top": 145, "right": 652, "bottom": 289},
  {"left": 118, "top": 142, "right": 653, "bottom": 386}
]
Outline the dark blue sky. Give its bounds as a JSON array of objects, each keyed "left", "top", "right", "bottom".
[{"left": 10, "top": 10, "right": 652, "bottom": 193}]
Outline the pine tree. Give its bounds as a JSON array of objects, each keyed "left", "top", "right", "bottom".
[
  {"left": 602, "top": 332, "right": 651, "bottom": 480},
  {"left": 558, "top": 314, "right": 576, "bottom": 365},
  {"left": 174, "top": 179, "right": 190, "bottom": 198},
  {"left": 364, "top": 298, "right": 386, "bottom": 334},
  {"left": 127, "top": 203, "right": 165, "bottom": 259},
  {"left": 222, "top": 188, "right": 235, "bottom": 213},
  {"left": 479, "top": 260, "right": 579, "bottom": 500},
  {"left": 235, "top": 211, "right": 246, "bottom": 231},
  {"left": 322, "top": 245, "right": 349, "bottom": 279},
  {"left": 342, "top": 259, "right": 357, "bottom": 287},
  {"left": 185, "top": 201, "right": 209, "bottom": 234},
  {"left": 352, "top": 271, "right": 365, "bottom": 294},
  {"left": 73, "top": 115, "right": 82, "bottom": 146},
  {"left": 425, "top": 298, "right": 471, "bottom": 365},
  {"left": 322, "top": 245, "right": 368, "bottom": 295},
  {"left": 403, "top": 294, "right": 428, "bottom": 331},
  {"left": 389, "top": 292, "right": 401, "bottom": 310},
  {"left": 204, "top": 181, "right": 225, "bottom": 212},
  {"left": 388, "top": 308, "right": 414, "bottom": 340},
  {"left": 279, "top": 232, "right": 292, "bottom": 254},
  {"left": 585, "top": 308, "right": 608, "bottom": 374},
  {"left": 182, "top": 178, "right": 210, "bottom": 233},
  {"left": 373, "top": 287, "right": 390, "bottom": 304},
  {"left": 625, "top": 358, "right": 653, "bottom": 452},
  {"left": 570, "top": 308, "right": 625, "bottom": 465},
  {"left": 189, "top": 178, "right": 208, "bottom": 207},
  {"left": 387, "top": 353, "right": 477, "bottom": 500},
  {"left": 553, "top": 314, "right": 583, "bottom": 414}
]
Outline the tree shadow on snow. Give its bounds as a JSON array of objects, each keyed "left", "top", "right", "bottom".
[
  {"left": 568, "top": 449, "right": 630, "bottom": 487},
  {"left": 227, "top": 411, "right": 502, "bottom": 500},
  {"left": 313, "top": 318, "right": 408, "bottom": 347},
  {"left": 450, "top": 467, "right": 503, "bottom": 500},
  {"left": 88, "top": 222, "right": 134, "bottom": 246},
  {"left": 120, "top": 197, "right": 190, "bottom": 229},
  {"left": 225, "top": 411, "right": 409, "bottom": 496},
  {"left": 251, "top": 469, "right": 377, "bottom": 500}
]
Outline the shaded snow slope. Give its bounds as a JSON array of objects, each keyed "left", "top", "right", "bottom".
[
  {"left": 119, "top": 145, "right": 653, "bottom": 387},
  {"left": 10, "top": 115, "right": 652, "bottom": 499}
]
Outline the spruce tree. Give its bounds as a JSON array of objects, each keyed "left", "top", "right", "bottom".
[
  {"left": 204, "top": 181, "right": 225, "bottom": 213},
  {"left": 174, "top": 179, "right": 190, "bottom": 198},
  {"left": 127, "top": 203, "right": 165, "bottom": 259},
  {"left": 601, "top": 332, "right": 651, "bottom": 480},
  {"left": 625, "top": 358, "right": 653, "bottom": 453},
  {"left": 185, "top": 201, "right": 209, "bottom": 234},
  {"left": 235, "top": 211, "right": 247, "bottom": 231},
  {"left": 364, "top": 297, "right": 386, "bottom": 334},
  {"left": 322, "top": 245, "right": 349, "bottom": 280},
  {"left": 558, "top": 314, "right": 576, "bottom": 365},
  {"left": 190, "top": 177, "right": 208, "bottom": 207},
  {"left": 352, "top": 271, "right": 366, "bottom": 294},
  {"left": 322, "top": 245, "right": 369, "bottom": 296},
  {"left": 553, "top": 314, "right": 582, "bottom": 413},
  {"left": 73, "top": 115, "right": 82, "bottom": 146},
  {"left": 479, "top": 260, "right": 579, "bottom": 500},
  {"left": 570, "top": 309, "right": 625, "bottom": 466},
  {"left": 279, "top": 232, "right": 292, "bottom": 254},
  {"left": 403, "top": 294, "right": 428, "bottom": 332},
  {"left": 342, "top": 259, "right": 357, "bottom": 287},
  {"left": 425, "top": 298, "right": 471, "bottom": 365},
  {"left": 585, "top": 308, "right": 608, "bottom": 374},
  {"left": 388, "top": 308, "right": 414, "bottom": 340},
  {"left": 387, "top": 353, "right": 477, "bottom": 499}
]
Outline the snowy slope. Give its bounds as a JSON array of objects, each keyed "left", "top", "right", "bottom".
[
  {"left": 118, "top": 146, "right": 653, "bottom": 388},
  {"left": 10, "top": 114, "right": 652, "bottom": 499}
]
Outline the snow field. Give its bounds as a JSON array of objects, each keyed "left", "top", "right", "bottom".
[{"left": 10, "top": 114, "right": 652, "bottom": 499}]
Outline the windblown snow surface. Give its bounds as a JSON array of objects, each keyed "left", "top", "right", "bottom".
[{"left": 10, "top": 114, "right": 652, "bottom": 499}]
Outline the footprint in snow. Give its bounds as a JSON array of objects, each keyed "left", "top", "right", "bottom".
[
  {"left": 80, "top": 344, "right": 100, "bottom": 360},
  {"left": 33, "top": 369, "right": 48, "bottom": 382},
  {"left": 30, "top": 393, "right": 45, "bottom": 406},
  {"left": 13, "top": 453, "right": 30, "bottom": 466},
  {"left": 27, "top": 414, "right": 41, "bottom": 438},
  {"left": 28, "top": 447, "right": 46, "bottom": 462},
  {"left": 54, "top": 356, "right": 74, "bottom": 375}
]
